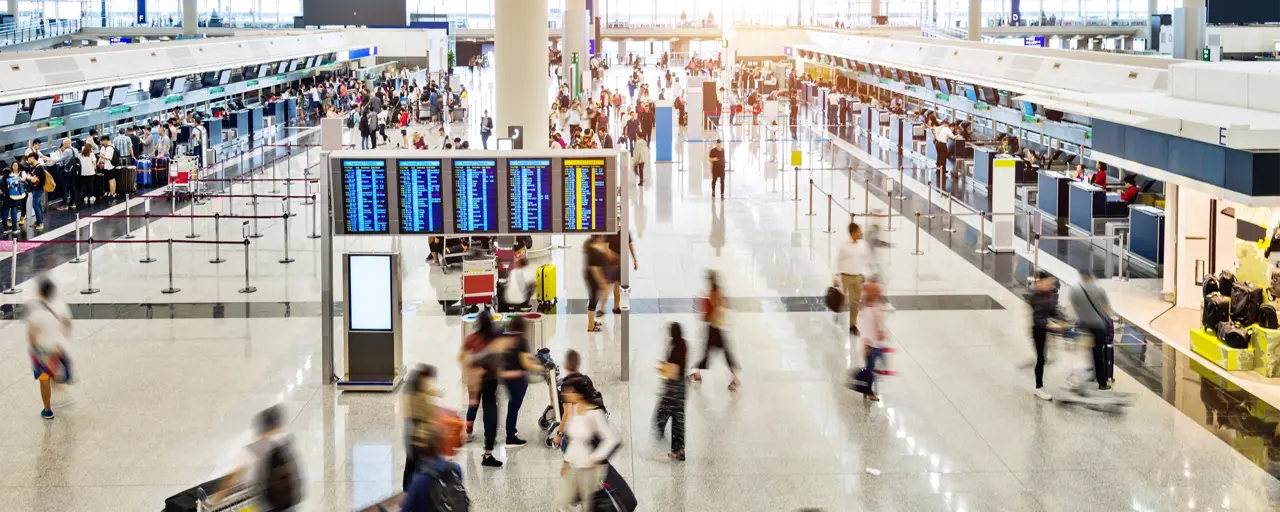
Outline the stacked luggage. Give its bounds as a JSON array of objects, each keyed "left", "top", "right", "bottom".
[{"left": 1202, "top": 270, "right": 1276, "bottom": 349}]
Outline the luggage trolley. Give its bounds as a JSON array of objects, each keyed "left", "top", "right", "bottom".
[
  {"left": 171, "top": 155, "right": 198, "bottom": 194},
  {"left": 196, "top": 483, "right": 259, "bottom": 512},
  {"left": 461, "top": 256, "right": 497, "bottom": 312}
]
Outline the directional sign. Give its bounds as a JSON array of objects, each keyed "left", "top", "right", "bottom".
[{"left": 508, "top": 126, "right": 524, "bottom": 150}]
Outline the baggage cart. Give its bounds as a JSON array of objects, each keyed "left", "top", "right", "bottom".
[
  {"left": 461, "top": 257, "right": 497, "bottom": 310},
  {"left": 195, "top": 483, "right": 259, "bottom": 512}
]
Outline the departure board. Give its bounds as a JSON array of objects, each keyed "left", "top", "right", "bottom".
[
  {"left": 563, "top": 158, "right": 608, "bottom": 231},
  {"left": 452, "top": 159, "right": 499, "bottom": 233},
  {"left": 341, "top": 159, "right": 390, "bottom": 233},
  {"left": 397, "top": 159, "right": 446, "bottom": 234},
  {"left": 507, "top": 159, "right": 553, "bottom": 232}
]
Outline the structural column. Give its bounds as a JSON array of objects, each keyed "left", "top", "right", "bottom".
[
  {"left": 182, "top": 0, "right": 196, "bottom": 36},
  {"left": 562, "top": 0, "right": 590, "bottom": 98},
  {"left": 967, "top": 0, "right": 982, "bottom": 40},
  {"left": 496, "top": 0, "right": 551, "bottom": 149},
  {"left": 871, "top": 0, "right": 882, "bottom": 19}
]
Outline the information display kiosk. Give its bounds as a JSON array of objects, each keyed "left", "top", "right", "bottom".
[
  {"left": 338, "top": 252, "right": 403, "bottom": 391},
  {"left": 563, "top": 158, "right": 608, "bottom": 231},
  {"left": 397, "top": 159, "right": 445, "bottom": 234},
  {"left": 339, "top": 159, "right": 390, "bottom": 234},
  {"left": 508, "top": 159, "right": 554, "bottom": 232},
  {"left": 452, "top": 159, "right": 500, "bottom": 233}
]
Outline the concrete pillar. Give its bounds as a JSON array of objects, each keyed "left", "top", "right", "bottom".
[
  {"left": 7, "top": 0, "right": 16, "bottom": 16},
  {"left": 1172, "top": 4, "right": 1206, "bottom": 60},
  {"left": 496, "top": 0, "right": 550, "bottom": 149},
  {"left": 967, "top": 0, "right": 982, "bottom": 40},
  {"left": 563, "top": 0, "right": 589, "bottom": 97},
  {"left": 1148, "top": 0, "right": 1159, "bottom": 48},
  {"left": 182, "top": 0, "right": 197, "bottom": 36},
  {"left": 871, "top": 0, "right": 882, "bottom": 19}
]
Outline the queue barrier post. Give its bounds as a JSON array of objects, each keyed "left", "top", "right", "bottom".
[
  {"left": 823, "top": 193, "right": 836, "bottom": 234},
  {"left": 911, "top": 212, "right": 924, "bottom": 255},
  {"left": 975, "top": 214, "right": 990, "bottom": 254},
  {"left": 279, "top": 209, "right": 295, "bottom": 264},
  {"left": 1115, "top": 233, "right": 1129, "bottom": 282},
  {"left": 897, "top": 167, "right": 906, "bottom": 200},
  {"left": 122, "top": 194, "right": 136, "bottom": 239},
  {"left": 1033, "top": 233, "right": 1041, "bottom": 277},
  {"left": 186, "top": 196, "right": 200, "bottom": 239},
  {"left": 792, "top": 167, "right": 801, "bottom": 202},
  {"left": 248, "top": 176, "right": 259, "bottom": 205},
  {"left": 71, "top": 214, "right": 84, "bottom": 263},
  {"left": 3, "top": 238, "right": 21, "bottom": 295},
  {"left": 864, "top": 177, "right": 871, "bottom": 215},
  {"left": 162, "top": 239, "right": 180, "bottom": 294},
  {"left": 1024, "top": 211, "right": 1036, "bottom": 254},
  {"left": 239, "top": 239, "right": 257, "bottom": 294},
  {"left": 308, "top": 194, "right": 321, "bottom": 239},
  {"left": 884, "top": 209, "right": 896, "bottom": 233},
  {"left": 80, "top": 238, "right": 99, "bottom": 295},
  {"left": 943, "top": 193, "right": 957, "bottom": 233},
  {"left": 249, "top": 195, "right": 263, "bottom": 238},
  {"left": 270, "top": 156, "right": 281, "bottom": 193},
  {"left": 302, "top": 178, "right": 314, "bottom": 205},
  {"left": 210, "top": 213, "right": 226, "bottom": 264},
  {"left": 845, "top": 166, "right": 853, "bottom": 200},
  {"left": 141, "top": 212, "right": 156, "bottom": 263},
  {"left": 806, "top": 179, "right": 816, "bottom": 217}
]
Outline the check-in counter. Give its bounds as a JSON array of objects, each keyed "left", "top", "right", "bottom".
[
  {"left": 1036, "top": 170, "right": 1072, "bottom": 219},
  {"left": 203, "top": 117, "right": 223, "bottom": 146},
  {"left": 227, "top": 110, "right": 249, "bottom": 138},
  {"left": 250, "top": 106, "right": 264, "bottom": 134},
  {"left": 974, "top": 146, "right": 1037, "bottom": 187},
  {"left": 889, "top": 114, "right": 905, "bottom": 152},
  {"left": 1129, "top": 205, "right": 1165, "bottom": 265},
  {"left": 1068, "top": 182, "right": 1130, "bottom": 233},
  {"left": 925, "top": 128, "right": 936, "bottom": 162}
]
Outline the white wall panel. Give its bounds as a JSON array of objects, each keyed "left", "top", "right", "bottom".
[
  {"left": 1195, "top": 68, "right": 1248, "bottom": 109},
  {"left": 1247, "top": 73, "right": 1280, "bottom": 114}
]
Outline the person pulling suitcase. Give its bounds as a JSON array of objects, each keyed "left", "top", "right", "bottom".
[{"left": 1067, "top": 269, "right": 1115, "bottom": 390}]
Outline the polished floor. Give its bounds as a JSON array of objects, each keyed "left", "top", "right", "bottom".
[{"left": 0, "top": 66, "right": 1278, "bottom": 512}]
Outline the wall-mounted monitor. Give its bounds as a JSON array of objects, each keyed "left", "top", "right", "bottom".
[
  {"left": 396, "top": 159, "right": 446, "bottom": 234},
  {"left": 938, "top": 79, "right": 952, "bottom": 96},
  {"left": 241, "top": 66, "right": 256, "bottom": 79},
  {"left": 81, "top": 89, "right": 105, "bottom": 110},
  {"left": 258, "top": 63, "right": 271, "bottom": 78},
  {"left": 170, "top": 76, "right": 188, "bottom": 94},
  {"left": 962, "top": 85, "right": 977, "bottom": 103},
  {"left": 340, "top": 159, "right": 390, "bottom": 234},
  {"left": 305, "top": 56, "right": 317, "bottom": 68},
  {"left": 889, "top": 69, "right": 901, "bottom": 82},
  {"left": 1022, "top": 100, "right": 1036, "bottom": 117},
  {"left": 1207, "top": 0, "right": 1280, "bottom": 25},
  {"left": 507, "top": 159, "right": 554, "bottom": 232},
  {"left": 451, "top": 159, "right": 499, "bottom": 233},
  {"left": 149, "top": 79, "right": 168, "bottom": 98},
  {"left": 923, "top": 76, "right": 937, "bottom": 91},
  {"left": 562, "top": 158, "right": 608, "bottom": 231},
  {"left": 219, "top": 69, "right": 232, "bottom": 85},
  {"left": 109, "top": 85, "right": 131, "bottom": 105},
  {"left": 1045, "top": 109, "right": 1065, "bottom": 122},
  {"left": 29, "top": 97, "right": 53, "bottom": 121},
  {"left": 289, "top": 59, "right": 302, "bottom": 72},
  {"left": 0, "top": 103, "right": 20, "bottom": 127},
  {"left": 276, "top": 61, "right": 289, "bottom": 75}
]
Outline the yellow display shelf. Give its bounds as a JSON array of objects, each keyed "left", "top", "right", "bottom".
[{"left": 1190, "top": 328, "right": 1256, "bottom": 372}]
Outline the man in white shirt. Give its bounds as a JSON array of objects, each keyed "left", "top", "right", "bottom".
[
  {"left": 827, "top": 90, "right": 841, "bottom": 127},
  {"left": 834, "top": 221, "right": 873, "bottom": 335},
  {"left": 933, "top": 121, "right": 956, "bottom": 184}
]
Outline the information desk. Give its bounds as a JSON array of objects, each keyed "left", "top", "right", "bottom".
[
  {"left": 1128, "top": 205, "right": 1165, "bottom": 265},
  {"left": 327, "top": 150, "right": 617, "bottom": 236},
  {"left": 1068, "top": 181, "right": 1129, "bottom": 233},
  {"left": 1036, "top": 170, "right": 1073, "bottom": 219}
]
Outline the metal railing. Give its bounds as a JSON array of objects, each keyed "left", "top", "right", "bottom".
[{"left": 0, "top": 18, "right": 79, "bottom": 47}]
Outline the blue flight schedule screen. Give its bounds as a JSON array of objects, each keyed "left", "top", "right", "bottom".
[
  {"left": 341, "top": 159, "right": 389, "bottom": 233},
  {"left": 507, "top": 159, "right": 553, "bottom": 232},
  {"left": 452, "top": 159, "right": 499, "bottom": 233},
  {"left": 397, "top": 159, "right": 445, "bottom": 233},
  {"left": 563, "top": 158, "right": 607, "bottom": 231}
]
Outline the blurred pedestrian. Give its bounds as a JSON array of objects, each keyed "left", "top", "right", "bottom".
[
  {"left": 400, "top": 364, "right": 439, "bottom": 490},
  {"left": 213, "top": 404, "right": 303, "bottom": 510},
  {"left": 553, "top": 377, "right": 621, "bottom": 511},
  {"left": 500, "top": 316, "right": 542, "bottom": 447},
  {"left": 653, "top": 323, "right": 688, "bottom": 461},
  {"left": 26, "top": 276, "right": 71, "bottom": 419},
  {"left": 858, "top": 282, "right": 889, "bottom": 402},
  {"left": 689, "top": 271, "right": 740, "bottom": 390},
  {"left": 1029, "top": 272, "right": 1064, "bottom": 401},
  {"left": 459, "top": 312, "right": 510, "bottom": 468}
]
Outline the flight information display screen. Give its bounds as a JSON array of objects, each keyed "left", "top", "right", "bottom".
[
  {"left": 340, "top": 159, "right": 390, "bottom": 233},
  {"left": 506, "top": 159, "right": 553, "bottom": 232},
  {"left": 452, "top": 159, "right": 499, "bottom": 233},
  {"left": 563, "top": 158, "right": 608, "bottom": 231},
  {"left": 397, "top": 159, "right": 445, "bottom": 234}
]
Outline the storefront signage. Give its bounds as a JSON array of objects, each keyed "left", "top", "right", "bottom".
[
  {"left": 209, "top": 86, "right": 225, "bottom": 94},
  {"left": 165, "top": 94, "right": 183, "bottom": 104},
  {"left": 108, "top": 106, "right": 131, "bottom": 115},
  {"left": 245, "top": 80, "right": 259, "bottom": 87}
]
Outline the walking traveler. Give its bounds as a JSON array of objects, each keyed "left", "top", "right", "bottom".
[
  {"left": 26, "top": 276, "right": 71, "bottom": 419},
  {"left": 500, "top": 315, "right": 542, "bottom": 447},
  {"left": 481, "top": 110, "right": 494, "bottom": 149},
  {"left": 553, "top": 377, "right": 621, "bottom": 511},
  {"left": 856, "top": 282, "right": 889, "bottom": 402},
  {"left": 460, "top": 312, "right": 510, "bottom": 468},
  {"left": 933, "top": 121, "right": 954, "bottom": 185},
  {"left": 689, "top": 270, "right": 741, "bottom": 390},
  {"left": 632, "top": 137, "right": 650, "bottom": 187},
  {"left": 1029, "top": 271, "right": 1064, "bottom": 401},
  {"left": 583, "top": 235, "right": 610, "bottom": 332},
  {"left": 709, "top": 139, "right": 726, "bottom": 199},
  {"left": 400, "top": 364, "right": 439, "bottom": 490},
  {"left": 833, "top": 222, "right": 873, "bottom": 335},
  {"left": 596, "top": 222, "right": 638, "bottom": 317},
  {"left": 1067, "top": 269, "right": 1115, "bottom": 390},
  {"left": 212, "top": 405, "right": 303, "bottom": 511},
  {"left": 400, "top": 428, "right": 466, "bottom": 512},
  {"left": 653, "top": 322, "right": 688, "bottom": 461}
]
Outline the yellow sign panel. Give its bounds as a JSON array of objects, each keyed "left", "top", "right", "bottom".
[{"left": 790, "top": 150, "right": 803, "bottom": 166}]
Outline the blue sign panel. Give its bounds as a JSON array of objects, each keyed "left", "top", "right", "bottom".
[{"left": 137, "top": 0, "right": 147, "bottom": 25}]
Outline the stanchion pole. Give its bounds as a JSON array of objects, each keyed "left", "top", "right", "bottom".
[
  {"left": 911, "top": 212, "right": 924, "bottom": 255},
  {"left": 161, "top": 239, "right": 180, "bottom": 294},
  {"left": 863, "top": 178, "right": 871, "bottom": 215},
  {"left": 285, "top": 192, "right": 296, "bottom": 218},
  {"left": 943, "top": 193, "right": 957, "bottom": 233},
  {"left": 210, "top": 213, "right": 226, "bottom": 264},
  {"left": 248, "top": 177, "right": 258, "bottom": 205},
  {"left": 1025, "top": 211, "right": 1034, "bottom": 253},
  {"left": 1115, "top": 233, "right": 1130, "bottom": 282},
  {"left": 302, "top": 178, "right": 314, "bottom": 205},
  {"left": 80, "top": 238, "right": 99, "bottom": 294},
  {"left": 823, "top": 194, "right": 835, "bottom": 234},
  {"left": 1033, "top": 233, "right": 1041, "bottom": 277},
  {"left": 238, "top": 239, "right": 257, "bottom": 294},
  {"left": 3, "top": 239, "right": 21, "bottom": 294},
  {"left": 186, "top": 197, "right": 200, "bottom": 239},
  {"left": 845, "top": 166, "right": 853, "bottom": 199},
  {"left": 279, "top": 212, "right": 294, "bottom": 264},
  {"left": 122, "top": 194, "right": 135, "bottom": 239},
  {"left": 141, "top": 212, "right": 156, "bottom": 263},
  {"left": 71, "top": 214, "right": 84, "bottom": 263},
  {"left": 270, "top": 157, "right": 281, "bottom": 193},
  {"left": 927, "top": 186, "right": 934, "bottom": 216},
  {"left": 792, "top": 167, "right": 800, "bottom": 202},
  {"left": 885, "top": 211, "right": 895, "bottom": 232},
  {"left": 806, "top": 179, "right": 816, "bottom": 217},
  {"left": 250, "top": 195, "right": 263, "bottom": 238},
  {"left": 897, "top": 167, "right": 906, "bottom": 200},
  {"left": 308, "top": 194, "right": 320, "bottom": 239},
  {"left": 975, "top": 214, "right": 990, "bottom": 254}
]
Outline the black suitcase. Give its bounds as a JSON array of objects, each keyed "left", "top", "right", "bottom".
[
  {"left": 117, "top": 166, "right": 137, "bottom": 195},
  {"left": 1261, "top": 302, "right": 1280, "bottom": 329},
  {"left": 1219, "top": 271, "right": 1236, "bottom": 295},
  {"left": 1232, "top": 282, "right": 1264, "bottom": 326},
  {"left": 592, "top": 463, "right": 637, "bottom": 512},
  {"left": 1217, "top": 321, "right": 1251, "bottom": 350},
  {"left": 1203, "top": 292, "right": 1231, "bottom": 330},
  {"left": 164, "top": 478, "right": 222, "bottom": 512}
]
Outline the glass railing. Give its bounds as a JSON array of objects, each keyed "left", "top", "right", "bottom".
[
  {"left": 82, "top": 14, "right": 296, "bottom": 29},
  {"left": 0, "top": 18, "right": 80, "bottom": 47}
]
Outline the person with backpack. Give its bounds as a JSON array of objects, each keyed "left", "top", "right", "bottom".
[
  {"left": 21, "top": 155, "right": 44, "bottom": 230},
  {"left": 4, "top": 161, "right": 28, "bottom": 234},
  {"left": 358, "top": 107, "right": 373, "bottom": 149},
  {"left": 214, "top": 404, "right": 302, "bottom": 511},
  {"left": 653, "top": 323, "right": 688, "bottom": 461},
  {"left": 553, "top": 376, "right": 620, "bottom": 511},
  {"left": 1067, "top": 269, "right": 1115, "bottom": 391},
  {"left": 400, "top": 412, "right": 468, "bottom": 512},
  {"left": 400, "top": 364, "right": 439, "bottom": 491}
]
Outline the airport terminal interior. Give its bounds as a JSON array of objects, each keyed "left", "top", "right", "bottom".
[{"left": 4, "top": 1, "right": 1280, "bottom": 511}]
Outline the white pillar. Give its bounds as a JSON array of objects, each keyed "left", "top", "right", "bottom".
[
  {"left": 182, "top": 0, "right": 197, "bottom": 37},
  {"left": 496, "top": 0, "right": 551, "bottom": 149},
  {"left": 563, "top": 0, "right": 589, "bottom": 98},
  {"left": 871, "top": 0, "right": 882, "bottom": 19},
  {"left": 967, "top": 0, "right": 982, "bottom": 41}
]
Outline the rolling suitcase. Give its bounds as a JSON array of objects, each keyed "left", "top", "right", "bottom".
[
  {"left": 592, "top": 463, "right": 637, "bottom": 512},
  {"left": 117, "top": 166, "right": 137, "bottom": 194},
  {"left": 536, "top": 263, "right": 557, "bottom": 310},
  {"left": 163, "top": 478, "right": 222, "bottom": 512},
  {"left": 154, "top": 155, "right": 170, "bottom": 186},
  {"left": 136, "top": 158, "right": 153, "bottom": 187}
]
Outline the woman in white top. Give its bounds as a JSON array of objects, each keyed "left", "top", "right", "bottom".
[
  {"left": 688, "top": 270, "right": 741, "bottom": 390},
  {"left": 75, "top": 144, "right": 97, "bottom": 207},
  {"left": 552, "top": 376, "right": 620, "bottom": 511}
]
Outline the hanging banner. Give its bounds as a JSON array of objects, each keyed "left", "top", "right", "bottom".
[
  {"left": 1010, "top": 0, "right": 1021, "bottom": 25},
  {"left": 137, "top": 0, "right": 147, "bottom": 25}
]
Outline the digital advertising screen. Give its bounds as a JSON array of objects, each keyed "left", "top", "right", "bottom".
[
  {"left": 506, "top": 159, "right": 553, "bottom": 232},
  {"left": 563, "top": 158, "right": 608, "bottom": 231},
  {"left": 347, "top": 254, "right": 394, "bottom": 331},
  {"left": 340, "top": 159, "right": 390, "bottom": 234},
  {"left": 451, "top": 159, "right": 499, "bottom": 233},
  {"left": 396, "top": 159, "right": 445, "bottom": 234}
]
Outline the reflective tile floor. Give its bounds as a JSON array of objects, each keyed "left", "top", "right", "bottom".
[{"left": 0, "top": 67, "right": 1278, "bottom": 512}]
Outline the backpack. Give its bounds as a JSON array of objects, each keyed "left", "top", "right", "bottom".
[
  {"left": 1203, "top": 274, "right": 1220, "bottom": 298},
  {"left": 6, "top": 175, "right": 24, "bottom": 198},
  {"left": 258, "top": 440, "right": 302, "bottom": 510},
  {"left": 422, "top": 461, "right": 470, "bottom": 512},
  {"left": 346, "top": 111, "right": 356, "bottom": 129}
]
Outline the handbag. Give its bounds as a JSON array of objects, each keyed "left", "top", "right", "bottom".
[{"left": 825, "top": 285, "right": 845, "bottom": 312}]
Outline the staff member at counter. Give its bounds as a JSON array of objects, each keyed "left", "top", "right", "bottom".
[
  {"left": 1119, "top": 175, "right": 1140, "bottom": 204},
  {"left": 1091, "top": 162, "right": 1109, "bottom": 188},
  {"left": 933, "top": 121, "right": 955, "bottom": 179}
]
